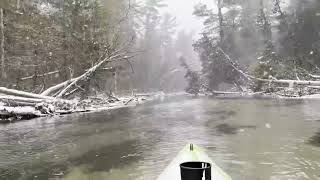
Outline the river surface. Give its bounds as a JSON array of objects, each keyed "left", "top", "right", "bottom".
[{"left": 1, "top": 96, "right": 320, "bottom": 180}]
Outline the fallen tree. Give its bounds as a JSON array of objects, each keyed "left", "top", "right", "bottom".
[
  {"left": 56, "top": 53, "right": 129, "bottom": 98},
  {"left": 40, "top": 78, "right": 76, "bottom": 96},
  {"left": 186, "top": 47, "right": 320, "bottom": 97},
  {"left": 0, "top": 95, "right": 48, "bottom": 106},
  {"left": 0, "top": 87, "right": 55, "bottom": 100},
  {"left": 41, "top": 51, "right": 131, "bottom": 98},
  {"left": 0, "top": 48, "right": 135, "bottom": 121},
  {"left": 217, "top": 47, "right": 320, "bottom": 90},
  {"left": 0, "top": 106, "right": 45, "bottom": 121}
]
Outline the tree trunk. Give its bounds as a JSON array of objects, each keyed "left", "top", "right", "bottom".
[
  {"left": 217, "top": 0, "right": 224, "bottom": 43},
  {"left": 0, "top": 8, "right": 5, "bottom": 79},
  {"left": 0, "top": 95, "right": 48, "bottom": 106},
  {"left": 114, "top": 70, "right": 117, "bottom": 95},
  {"left": 0, "top": 106, "right": 44, "bottom": 118},
  {"left": 16, "top": 0, "right": 20, "bottom": 10},
  {"left": 40, "top": 78, "right": 76, "bottom": 96},
  {"left": 0, "top": 87, "right": 55, "bottom": 100}
]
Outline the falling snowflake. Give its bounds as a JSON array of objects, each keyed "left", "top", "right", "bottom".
[{"left": 257, "top": 56, "right": 264, "bottom": 60}]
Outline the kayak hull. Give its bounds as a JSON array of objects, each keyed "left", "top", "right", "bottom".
[{"left": 157, "top": 144, "right": 232, "bottom": 180}]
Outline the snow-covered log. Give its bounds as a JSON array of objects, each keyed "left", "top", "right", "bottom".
[
  {"left": 0, "top": 106, "right": 44, "bottom": 117},
  {"left": 309, "top": 74, "right": 320, "bottom": 79},
  {"left": 0, "top": 87, "right": 55, "bottom": 100},
  {"left": 211, "top": 91, "right": 243, "bottom": 95},
  {"left": 254, "top": 78, "right": 320, "bottom": 86},
  {"left": 0, "top": 95, "right": 47, "bottom": 105},
  {"left": 308, "top": 86, "right": 320, "bottom": 89}
]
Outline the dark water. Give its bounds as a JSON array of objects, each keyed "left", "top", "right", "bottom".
[{"left": 1, "top": 97, "right": 320, "bottom": 180}]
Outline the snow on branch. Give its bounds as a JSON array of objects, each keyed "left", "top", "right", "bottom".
[{"left": 20, "top": 70, "right": 59, "bottom": 80}]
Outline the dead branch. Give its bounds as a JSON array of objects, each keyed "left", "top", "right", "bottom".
[
  {"left": 20, "top": 70, "right": 59, "bottom": 80},
  {"left": 124, "top": 97, "right": 134, "bottom": 105}
]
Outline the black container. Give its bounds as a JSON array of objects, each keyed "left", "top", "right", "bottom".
[{"left": 180, "top": 161, "right": 211, "bottom": 180}]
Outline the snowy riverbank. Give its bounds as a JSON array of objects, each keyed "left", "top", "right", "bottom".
[{"left": 0, "top": 92, "right": 170, "bottom": 123}]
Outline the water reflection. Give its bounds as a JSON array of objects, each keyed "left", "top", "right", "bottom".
[
  {"left": 215, "top": 123, "right": 257, "bottom": 135},
  {"left": 308, "top": 130, "right": 320, "bottom": 147},
  {"left": 64, "top": 140, "right": 141, "bottom": 180}
]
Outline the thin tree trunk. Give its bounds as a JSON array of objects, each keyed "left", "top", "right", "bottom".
[
  {"left": 217, "top": 0, "right": 224, "bottom": 43},
  {"left": 0, "top": 8, "right": 5, "bottom": 79},
  {"left": 20, "top": 70, "right": 60, "bottom": 80},
  {"left": 114, "top": 70, "right": 117, "bottom": 95},
  {"left": 16, "top": 0, "right": 21, "bottom": 10}
]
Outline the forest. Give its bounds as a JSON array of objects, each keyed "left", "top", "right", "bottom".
[
  {"left": 0, "top": 0, "right": 195, "bottom": 120},
  {"left": 183, "top": 0, "right": 320, "bottom": 97},
  {"left": 1, "top": 0, "right": 320, "bottom": 120}
]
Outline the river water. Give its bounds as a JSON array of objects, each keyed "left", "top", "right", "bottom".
[{"left": 0, "top": 96, "right": 320, "bottom": 180}]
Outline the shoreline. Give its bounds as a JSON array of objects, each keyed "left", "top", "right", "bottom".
[
  {"left": 2, "top": 91, "right": 320, "bottom": 123},
  {"left": 0, "top": 92, "right": 166, "bottom": 123}
]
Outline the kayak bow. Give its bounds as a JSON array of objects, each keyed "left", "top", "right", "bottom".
[{"left": 157, "top": 144, "right": 232, "bottom": 180}]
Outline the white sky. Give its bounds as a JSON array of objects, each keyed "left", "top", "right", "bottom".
[{"left": 162, "top": 0, "right": 214, "bottom": 34}]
